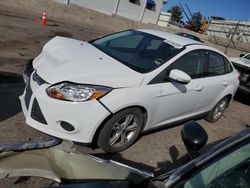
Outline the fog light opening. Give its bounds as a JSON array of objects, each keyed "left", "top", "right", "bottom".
[{"left": 60, "top": 121, "right": 75, "bottom": 132}]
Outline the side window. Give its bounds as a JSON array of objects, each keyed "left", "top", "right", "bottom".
[
  {"left": 108, "top": 34, "right": 143, "bottom": 49},
  {"left": 224, "top": 57, "right": 233, "bottom": 74},
  {"left": 146, "top": 0, "right": 156, "bottom": 11},
  {"left": 169, "top": 50, "right": 206, "bottom": 79},
  {"left": 207, "top": 52, "right": 225, "bottom": 76},
  {"left": 129, "top": 0, "right": 140, "bottom": 5},
  {"left": 187, "top": 35, "right": 194, "bottom": 40},
  {"left": 193, "top": 36, "right": 202, "bottom": 42}
]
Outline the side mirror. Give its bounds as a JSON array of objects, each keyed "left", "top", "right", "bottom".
[
  {"left": 239, "top": 54, "right": 245, "bottom": 58},
  {"left": 181, "top": 121, "right": 208, "bottom": 159},
  {"left": 169, "top": 69, "right": 191, "bottom": 84}
]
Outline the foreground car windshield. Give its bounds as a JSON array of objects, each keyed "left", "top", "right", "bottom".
[
  {"left": 91, "top": 30, "right": 183, "bottom": 73},
  {"left": 244, "top": 54, "right": 250, "bottom": 60}
]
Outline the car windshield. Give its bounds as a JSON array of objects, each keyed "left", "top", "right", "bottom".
[
  {"left": 90, "top": 30, "right": 184, "bottom": 73},
  {"left": 244, "top": 54, "right": 250, "bottom": 60}
]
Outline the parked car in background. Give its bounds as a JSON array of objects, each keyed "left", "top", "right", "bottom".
[
  {"left": 230, "top": 53, "right": 250, "bottom": 100},
  {"left": 0, "top": 121, "right": 249, "bottom": 188},
  {"left": 176, "top": 32, "right": 204, "bottom": 43},
  {"left": 20, "top": 29, "right": 239, "bottom": 153}
]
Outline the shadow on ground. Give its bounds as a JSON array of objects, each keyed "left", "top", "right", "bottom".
[
  {"left": 0, "top": 71, "right": 25, "bottom": 122},
  {"left": 94, "top": 138, "right": 225, "bottom": 176}
]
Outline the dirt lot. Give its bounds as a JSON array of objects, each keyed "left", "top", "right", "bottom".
[{"left": 0, "top": 10, "right": 249, "bottom": 187}]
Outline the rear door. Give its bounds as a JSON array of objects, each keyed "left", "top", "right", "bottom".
[{"left": 197, "top": 51, "right": 234, "bottom": 111}]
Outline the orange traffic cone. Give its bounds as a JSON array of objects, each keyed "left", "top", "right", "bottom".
[{"left": 40, "top": 11, "right": 47, "bottom": 25}]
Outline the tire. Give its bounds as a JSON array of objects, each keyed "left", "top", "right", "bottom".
[
  {"left": 205, "top": 97, "right": 229, "bottom": 123},
  {"left": 97, "top": 108, "right": 144, "bottom": 153}
]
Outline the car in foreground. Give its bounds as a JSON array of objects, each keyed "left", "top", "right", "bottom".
[
  {"left": 230, "top": 53, "right": 250, "bottom": 100},
  {"left": 175, "top": 32, "right": 204, "bottom": 43},
  {"left": 0, "top": 121, "right": 249, "bottom": 187},
  {"left": 20, "top": 29, "right": 239, "bottom": 153}
]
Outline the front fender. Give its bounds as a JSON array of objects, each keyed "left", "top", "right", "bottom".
[{"left": 100, "top": 85, "right": 162, "bottom": 131}]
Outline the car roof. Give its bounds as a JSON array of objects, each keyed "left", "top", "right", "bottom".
[
  {"left": 136, "top": 29, "right": 228, "bottom": 58},
  {"left": 136, "top": 29, "right": 202, "bottom": 46}
]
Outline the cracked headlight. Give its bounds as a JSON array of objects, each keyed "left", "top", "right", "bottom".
[{"left": 46, "top": 82, "right": 112, "bottom": 102}]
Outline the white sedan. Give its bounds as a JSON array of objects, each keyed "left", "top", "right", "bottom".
[{"left": 20, "top": 29, "right": 239, "bottom": 153}]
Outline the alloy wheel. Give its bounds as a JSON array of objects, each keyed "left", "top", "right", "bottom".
[
  {"left": 212, "top": 99, "right": 227, "bottom": 121},
  {"left": 108, "top": 114, "right": 139, "bottom": 148}
]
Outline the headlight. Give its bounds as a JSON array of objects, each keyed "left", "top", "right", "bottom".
[{"left": 46, "top": 82, "right": 112, "bottom": 102}]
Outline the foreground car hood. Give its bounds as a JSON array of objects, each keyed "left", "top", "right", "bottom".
[
  {"left": 33, "top": 37, "right": 144, "bottom": 87},
  {"left": 0, "top": 139, "right": 153, "bottom": 186},
  {"left": 230, "top": 57, "right": 250, "bottom": 68}
]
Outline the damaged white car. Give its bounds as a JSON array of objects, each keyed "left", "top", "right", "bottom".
[
  {"left": 20, "top": 29, "right": 239, "bottom": 153},
  {"left": 230, "top": 53, "right": 250, "bottom": 100}
]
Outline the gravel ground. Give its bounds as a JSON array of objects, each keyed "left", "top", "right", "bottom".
[{"left": 0, "top": 10, "right": 249, "bottom": 187}]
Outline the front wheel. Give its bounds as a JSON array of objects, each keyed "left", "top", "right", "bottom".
[
  {"left": 205, "top": 97, "right": 229, "bottom": 123},
  {"left": 97, "top": 108, "right": 144, "bottom": 153}
]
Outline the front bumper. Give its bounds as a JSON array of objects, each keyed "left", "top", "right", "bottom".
[{"left": 19, "top": 72, "right": 111, "bottom": 143}]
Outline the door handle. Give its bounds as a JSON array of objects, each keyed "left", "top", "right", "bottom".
[
  {"left": 195, "top": 86, "right": 203, "bottom": 91},
  {"left": 222, "top": 82, "right": 228, "bottom": 86}
]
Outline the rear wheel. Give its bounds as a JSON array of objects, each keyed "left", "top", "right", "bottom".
[
  {"left": 97, "top": 108, "right": 144, "bottom": 153},
  {"left": 205, "top": 97, "right": 229, "bottom": 123}
]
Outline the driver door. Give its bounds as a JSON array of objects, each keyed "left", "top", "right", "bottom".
[{"left": 150, "top": 50, "right": 207, "bottom": 128}]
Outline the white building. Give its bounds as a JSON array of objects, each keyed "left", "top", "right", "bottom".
[{"left": 54, "top": 0, "right": 165, "bottom": 24}]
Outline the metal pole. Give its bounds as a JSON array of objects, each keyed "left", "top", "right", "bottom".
[
  {"left": 140, "top": 0, "right": 147, "bottom": 22},
  {"left": 224, "top": 21, "right": 239, "bottom": 54},
  {"left": 67, "top": 0, "right": 70, "bottom": 6},
  {"left": 115, "top": 0, "right": 120, "bottom": 15}
]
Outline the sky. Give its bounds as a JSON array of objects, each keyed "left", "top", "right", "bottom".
[{"left": 161, "top": 0, "right": 250, "bottom": 22}]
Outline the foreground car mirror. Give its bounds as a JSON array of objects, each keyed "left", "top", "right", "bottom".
[
  {"left": 181, "top": 121, "right": 208, "bottom": 159},
  {"left": 239, "top": 54, "right": 245, "bottom": 58},
  {"left": 169, "top": 69, "right": 191, "bottom": 84}
]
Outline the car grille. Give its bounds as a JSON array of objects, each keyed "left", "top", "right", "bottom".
[
  {"left": 32, "top": 71, "right": 46, "bottom": 86},
  {"left": 31, "top": 98, "right": 47, "bottom": 125},
  {"left": 24, "top": 80, "right": 32, "bottom": 109}
]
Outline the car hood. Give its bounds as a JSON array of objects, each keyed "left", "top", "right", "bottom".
[
  {"left": 230, "top": 57, "right": 250, "bottom": 68},
  {"left": 33, "top": 37, "right": 144, "bottom": 88},
  {"left": 0, "top": 139, "right": 153, "bottom": 186}
]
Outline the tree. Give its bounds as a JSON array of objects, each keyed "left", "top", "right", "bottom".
[
  {"left": 187, "top": 12, "right": 203, "bottom": 32},
  {"left": 168, "top": 5, "right": 183, "bottom": 22}
]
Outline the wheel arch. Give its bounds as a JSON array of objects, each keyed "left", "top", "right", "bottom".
[
  {"left": 224, "top": 94, "right": 233, "bottom": 105},
  {"left": 211, "top": 87, "right": 235, "bottom": 111},
  {"left": 91, "top": 105, "right": 148, "bottom": 146}
]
